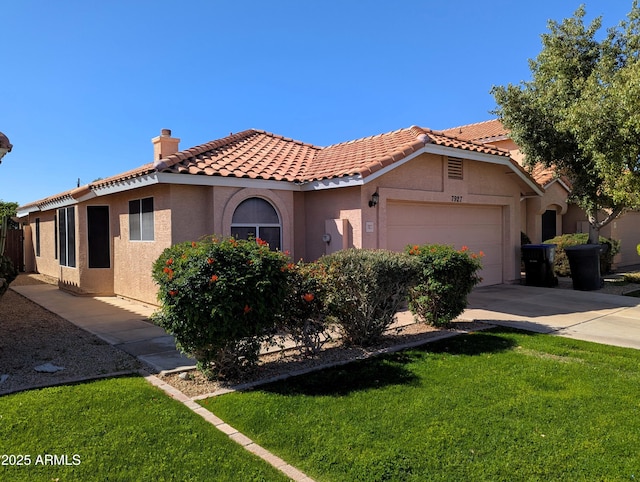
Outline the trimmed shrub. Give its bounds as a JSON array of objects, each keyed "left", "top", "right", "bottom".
[
  {"left": 276, "top": 261, "right": 331, "bottom": 358},
  {"left": 318, "top": 249, "right": 419, "bottom": 347},
  {"left": 152, "top": 236, "right": 290, "bottom": 379},
  {"left": 543, "top": 234, "right": 620, "bottom": 276},
  {"left": 0, "top": 255, "right": 17, "bottom": 298},
  {"left": 406, "top": 244, "right": 483, "bottom": 327}
]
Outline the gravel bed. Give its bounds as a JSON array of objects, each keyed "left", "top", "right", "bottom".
[
  {"left": 159, "top": 320, "right": 489, "bottom": 399},
  {"left": 0, "top": 275, "right": 141, "bottom": 395}
]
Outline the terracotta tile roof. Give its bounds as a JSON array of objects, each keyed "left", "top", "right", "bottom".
[
  {"left": 440, "top": 119, "right": 572, "bottom": 189},
  {"left": 440, "top": 119, "right": 509, "bottom": 142},
  {"left": 99, "top": 126, "right": 511, "bottom": 186},
  {"left": 20, "top": 125, "right": 535, "bottom": 211},
  {"left": 310, "top": 126, "right": 510, "bottom": 180},
  {"left": 530, "top": 163, "right": 572, "bottom": 189},
  {"left": 150, "top": 130, "right": 319, "bottom": 182}
]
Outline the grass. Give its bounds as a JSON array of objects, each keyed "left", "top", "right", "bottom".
[
  {"left": 203, "top": 328, "right": 640, "bottom": 481},
  {"left": 624, "top": 272, "right": 640, "bottom": 284},
  {"left": 0, "top": 376, "right": 288, "bottom": 482}
]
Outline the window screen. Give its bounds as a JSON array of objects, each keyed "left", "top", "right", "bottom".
[
  {"left": 88, "top": 206, "right": 110, "bottom": 268},
  {"left": 129, "top": 197, "right": 154, "bottom": 241},
  {"left": 58, "top": 206, "right": 76, "bottom": 267}
]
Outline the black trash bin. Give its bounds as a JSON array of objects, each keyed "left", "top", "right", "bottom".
[
  {"left": 522, "top": 244, "right": 558, "bottom": 287},
  {"left": 565, "top": 244, "right": 603, "bottom": 291}
]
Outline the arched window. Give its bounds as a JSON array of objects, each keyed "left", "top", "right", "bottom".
[{"left": 231, "top": 197, "right": 281, "bottom": 250}]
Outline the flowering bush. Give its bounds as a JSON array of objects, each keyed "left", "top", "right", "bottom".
[
  {"left": 318, "top": 249, "right": 419, "bottom": 346},
  {"left": 152, "top": 236, "right": 290, "bottom": 379},
  {"left": 406, "top": 244, "right": 483, "bottom": 327},
  {"left": 276, "top": 261, "right": 331, "bottom": 358}
]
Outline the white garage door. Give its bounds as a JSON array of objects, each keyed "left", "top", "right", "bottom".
[{"left": 387, "top": 202, "right": 503, "bottom": 286}]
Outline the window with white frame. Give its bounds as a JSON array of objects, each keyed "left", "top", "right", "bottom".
[
  {"left": 230, "top": 197, "right": 281, "bottom": 250},
  {"left": 129, "top": 197, "right": 154, "bottom": 241},
  {"left": 58, "top": 206, "right": 76, "bottom": 267}
]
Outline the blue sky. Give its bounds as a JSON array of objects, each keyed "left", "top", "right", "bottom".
[{"left": 0, "top": 1, "right": 634, "bottom": 206}]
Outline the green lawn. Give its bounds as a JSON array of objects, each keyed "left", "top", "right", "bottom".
[
  {"left": 0, "top": 376, "right": 288, "bottom": 482},
  {"left": 203, "top": 328, "right": 640, "bottom": 481}
]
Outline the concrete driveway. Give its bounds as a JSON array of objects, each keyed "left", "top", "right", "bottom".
[{"left": 464, "top": 284, "right": 640, "bottom": 350}]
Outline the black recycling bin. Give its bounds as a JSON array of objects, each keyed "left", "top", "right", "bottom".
[
  {"left": 522, "top": 244, "right": 558, "bottom": 287},
  {"left": 565, "top": 244, "right": 603, "bottom": 291}
]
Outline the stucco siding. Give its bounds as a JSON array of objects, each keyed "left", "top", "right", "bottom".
[
  {"left": 111, "top": 184, "right": 172, "bottom": 304},
  {"left": 169, "top": 184, "right": 214, "bottom": 244},
  {"left": 376, "top": 157, "right": 521, "bottom": 283},
  {"left": 29, "top": 211, "right": 58, "bottom": 279},
  {"left": 303, "top": 186, "right": 361, "bottom": 261}
]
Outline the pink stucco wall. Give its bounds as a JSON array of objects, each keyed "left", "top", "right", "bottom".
[
  {"left": 24, "top": 183, "right": 299, "bottom": 305},
  {"left": 22, "top": 150, "right": 534, "bottom": 301}
]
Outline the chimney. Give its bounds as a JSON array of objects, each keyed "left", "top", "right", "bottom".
[{"left": 152, "top": 128, "right": 180, "bottom": 161}]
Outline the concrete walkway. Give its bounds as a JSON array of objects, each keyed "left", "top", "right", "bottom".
[
  {"left": 11, "top": 283, "right": 195, "bottom": 373},
  {"left": 464, "top": 283, "right": 640, "bottom": 350}
]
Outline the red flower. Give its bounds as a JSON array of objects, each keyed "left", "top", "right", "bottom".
[
  {"left": 192, "top": 242, "right": 197, "bottom": 248},
  {"left": 243, "top": 304, "right": 252, "bottom": 314},
  {"left": 168, "top": 290, "right": 178, "bottom": 297},
  {"left": 163, "top": 267, "right": 174, "bottom": 280},
  {"left": 256, "top": 237, "right": 268, "bottom": 246},
  {"left": 461, "top": 245, "right": 469, "bottom": 252},
  {"left": 210, "top": 274, "right": 219, "bottom": 283},
  {"left": 166, "top": 258, "right": 174, "bottom": 266},
  {"left": 207, "top": 257, "right": 215, "bottom": 265},
  {"left": 479, "top": 251, "right": 485, "bottom": 257},
  {"left": 302, "top": 293, "right": 315, "bottom": 303}
]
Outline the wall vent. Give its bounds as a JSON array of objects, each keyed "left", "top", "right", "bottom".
[{"left": 448, "top": 157, "right": 463, "bottom": 180}]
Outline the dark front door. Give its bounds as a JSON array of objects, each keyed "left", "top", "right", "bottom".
[{"left": 542, "top": 209, "right": 557, "bottom": 243}]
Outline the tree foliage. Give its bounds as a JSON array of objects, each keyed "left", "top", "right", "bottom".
[
  {"left": 0, "top": 200, "right": 17, "bottom": 220},
  {"left": 492, "top": 2, "right": 640, "bottom": 243}
]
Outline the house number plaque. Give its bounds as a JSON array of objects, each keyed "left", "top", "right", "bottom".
[{"left": 451, "top": 195, "right": 463, "bottom": 203}]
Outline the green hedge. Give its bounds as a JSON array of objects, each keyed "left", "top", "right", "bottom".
[
  {"left": 406, "top": 244, "right": 483, "bottom": 327},
  {"left": 152, "top": 241, "right": 485, "bottom": 379},
  {"left": 318, "top": 249, "right": 419, "bottom": 347},
  {"left": 543, "top": 234, "right": 620, "bottom": 277}
]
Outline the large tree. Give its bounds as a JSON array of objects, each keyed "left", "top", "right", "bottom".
[{"left": 492, "top": 2, "right": 640, "bottom": 244}]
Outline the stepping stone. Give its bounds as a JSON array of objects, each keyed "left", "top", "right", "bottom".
[{"left": 34, "top": 363, "right": 65, "bottom": 373}]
